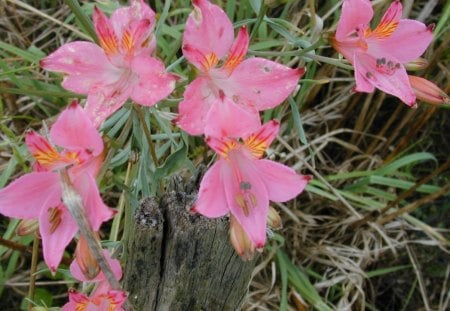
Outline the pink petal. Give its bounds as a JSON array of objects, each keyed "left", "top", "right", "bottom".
[
  {"left": 223, "top": 151, "right": 269, "bottom": 247},
  {"left": 227, "top": 58, "right": 304, "bottom": 110},
  {"left": 73, "top": 173, "right": 114, "bottom": 231},
  {"left": 40, "top": 42, "right": 118, "bottom": 94},
  {"left": 367, "top": 20, "right": 433, "bottom": 63},
  {"left": 255, "top": 160, "right": 311, "bottom": 202},
  {"left": 176, "top": 77, "right": 215, "bottom": 135},
  {"left": 205, "top": 136, "right": 237, "bottom": 156},
  {"left": 335, "top": 0, "right": 373, "bottom": 41},
  {"left": 84, "top": 81, "right": 132, "bottom": 128},
  {"left": 94, "top": 6, "right": 120, "bottom": 57},
  {"left": 39, "top": 204, "right": 78, "bottom": 272},
  {"left": 129, "top": 55, "right": 177, "bottom": 106},
  {"left": 223, "top": 26, "right": 249, "bottom": 73},
  {"left": 70, "top": 249, "right": 122, "bottom": 282},
  {"left": 183, "top": 0, "right": 234, "bottom": 68},
  {"left": 110, "top": 0, "right": 156, "bottom": 42},
  {"left": 378, "top": 0, "right": 402, "bottom": 27},
  {"left": 243, "top": 120, "right": 280, "bottom": 153},
  {"left": 354, "top": 52, "right": 416, "bottom": 106},
  {"left": 192, "top": 161, "right": 229, "bottom": 217},
  {"left": 50, "top": 101, "right": 103, "bottom": 156},
  {"left": 0, "top": 172, "right": 60, "bottom": 219},
  {"left": 204, "top": 95, "right": 261, "bottom": 138}
]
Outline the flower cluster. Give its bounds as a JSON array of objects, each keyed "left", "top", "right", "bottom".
[{"left": 0, "top": 0, "right": 446, "bottom": 308}]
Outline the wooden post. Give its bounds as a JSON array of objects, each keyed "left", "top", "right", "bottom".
[{"left": 123, "top": 174, "right": 256, "bottom": 311}]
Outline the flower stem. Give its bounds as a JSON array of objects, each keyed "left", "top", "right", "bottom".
[
  {"left": 134, "top": 105, "right": 159, "bottom": 168},
  {"left": 27, "top": 235, "right": 39, "bottom": 311}
]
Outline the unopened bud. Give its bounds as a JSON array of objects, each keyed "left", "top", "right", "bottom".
[
  {"left": 409, "top": 75, "right": 449, "bottom": 106},
  {"left": 404, "top": 57, "right": 428, "bottom": 71},
  {"left": 267, "top": 206, "right": 282, "bottom": 230},
  {"left": 75, "top": 235, "right": 100, "bottom": 280},
  {"left": 16, "top": 219, "right": 39, "bottom": 236},
  {"left": 229, "top": 216, "right": 255, "bottom": 261}
]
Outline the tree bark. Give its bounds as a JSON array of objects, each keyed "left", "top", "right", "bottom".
[{"left": 123, "top": 173, "right": 256, "bottom": 311}]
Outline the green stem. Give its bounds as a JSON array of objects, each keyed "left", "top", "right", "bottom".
[
  {"left": 249, "top": 2, "right": 267, "bottom": 41},
  {"left": 64, "top": 0, "right": 98, "bottom": 42},
  {"left": 27, "top": 235, "right": 39, "bottom": 311},
  {"left": 134, "top": 105, "right": 159, "bottom": 168}
]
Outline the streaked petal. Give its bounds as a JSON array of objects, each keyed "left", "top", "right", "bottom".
[
  {"left": 183, "top": 0, "right": 234, "bottom": 68},
  {"left": 50, "top": 101, "right": 103, "bottom": 156},
  {"left": 40, "top": 42, "right": 118, "bottom": 94},
  {"left": 223, "top": 26, "right": 249, "bottom": 73},
  {"left": 94, "top": 6, "right": 120, "bottom": 57},
  {"left": 335, "top": 0, "right": 373, "bottom": 41},
  {"left": 243, "top": 120, "right": 280, "bottom": 158},
  {"left": 130, "top": 55, "right": 177, "bottom": 106},
  {"left": 255, "top": 160, "right": 311, "bottom": 202},
  {"left": 176, "top": 77, "right": 215, "bottom": 135},
  {"left": 204, "top": 95, "right": 261, "bottom": 138},
  {"left": 192, "top": 161, "right": 229, "bottom": 217},
  {"left": 368, "top": 20, "right": 433, "bottom": 63},
  {"left": 354, "top": 52, "right": 416, "bottom": 106},
  {"left": 224, "top": 152, "right": 269, "bottom": 247},
  {"left": 73, "top": 173, "right": 114, "bottom": 231},
  {"left": 39, "top": 204, "right": 78, "bottom": 272},
  {"left": 0, "top": 172, "right": 60, "bottom": 219},
  {"left": 228, "top": 58, "right": 303, "bottom": 110}
]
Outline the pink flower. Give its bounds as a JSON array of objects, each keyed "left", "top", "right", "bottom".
[
  {"left": 61, "top": 288, "right": 126, "bottom": 311},
  {"left": 63, "top": 249, "right": 126, "bottom": 311},
  {"left": 41, "top": 0, "right": 177, "bottom": 127},
  {"left": 176, "top": 0, "right": 304, "bottom": 137},
  {"left": 331, "top": 0, "right": 433, "bottom": 106},
  {"left": 0, "top": 101, "right": 114, "bottom": 272},
  {"left": 192, "top": 121, "right": 311, "bottom": 248}
]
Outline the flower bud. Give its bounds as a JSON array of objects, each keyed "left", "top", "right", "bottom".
[
  {"left": 229, "top": 216, "right": 255, "bottom": 261},
  {"left": 16, "top": 219, "right": 39, "bottom": 236},
  {"left": 267, "top": 206, "right": 282, "bottom": 230},
  {"left": 75, "top": 235, "right": 100, "bottom": 280},
  {"left": 404, "top": 57, "right": 429, "bottom": 71},
  {"left": 409, "top": 75, "right": 450, "bottom": 105}
]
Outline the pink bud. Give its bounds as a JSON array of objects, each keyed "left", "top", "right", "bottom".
[
  {"left": 267, "top": 206, "right": 282, "bottom": 230},
  {"left": 16, "top": 219, "right": 39, "bottom": 236},
  {"left": 229, "top": 216, "right": 255, "bottom": 261},
  {"left": 74, "top": 235, "right": 100, "bottom": 280},
  {"left": 404, "top": 57, "right": 429, "bottom": 71},
  {"left": 409, "top": 75, "right": 450, "bottom": 105}
]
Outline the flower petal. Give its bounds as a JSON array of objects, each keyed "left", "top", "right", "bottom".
[
  {"left": 335, "top": 0, "right": 373, "bottom": 41},
  {"left": 176, "top": 77, "right": 215, "bottom": 135},
  {"left": 255, "top": 160, "right": 311, "bottom": 202},
  {"left": 110, "top": 0, "right": 156, "bottom": 42},
  {"left": 0, "top": 172, "right": 60, "bottom": 219},
  {"left": 183, "top": 0, "right": 234, "bottom": 69},
  {"left": 73, "top": 173, "right": 114, "bottom": 231},
  {"left": 192, "top": 160, "right": 229, "bottom": 217},
  {"left": 50, "top": 101, "right": 103, "bottom": 156},
  {"left": 354, "top": 52, "right": 416, "bottom": 106},
  {"left": 243, "top": 120, "right": 280, "bottom": 158},
  {"left": 94, "top": 6, "right": 120, "bottom": 57},
  {"left": 84, "top": 82, "right": 131, "bottom": 128},
  {"left": 224, "top": 151, "right": 269, "bottom": 248},
  {"left": 40, "top": 42, "right": 118, "bottom": 94},
  {"left": 223, "top": 26, "right": 249, "bottom": 73},
  {"left": 228, "top": 58, "right": 303, "bottom": 110},
  {"left": 39, "top": 204, "right": 78, "bottom": 272},
  {"left": 204, "top": 95, "right": 261, "bottom": 138},
  {"left": 130, "top": 55, "right": 177, "bottom": 106},
  {"left": 368, "top": 20, "right": 433, "bottom": 63}
]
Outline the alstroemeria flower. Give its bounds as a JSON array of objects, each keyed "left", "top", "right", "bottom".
[
  {"left": 0, "top": 102, "right": 114, "bottom": 272},
  {"left": 331, "top": 0, "right": 433, "bottom": 106},
  {"left": 176, "top": 0, "right": 304, "bottom": 137},
  {"left": 41, "top": 0, "right": 177, "bottom": 127},
  {"left": 61, "top": 288, "right": 126, "bottom": 311},
  {"left": 192, "top": 121, "right": 311, "bottom": 247}
]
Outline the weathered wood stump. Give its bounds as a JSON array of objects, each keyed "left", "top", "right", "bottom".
[{"left": 123, "top": 174, "right": 256, "bottom": 311}]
